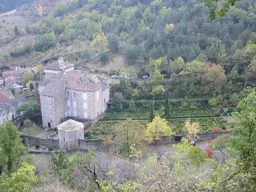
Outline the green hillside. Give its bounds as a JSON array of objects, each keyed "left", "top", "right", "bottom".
[
  {"left": 0, "top": 0, "right": 34, "bottom": 13},
  {"left": 0, "top": 0, "right": 255, "bottom": 99}
]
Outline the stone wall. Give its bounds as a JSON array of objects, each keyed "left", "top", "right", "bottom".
[
  {"left": 78, "top": 139, "right": 107, "bottom": 151},
  {"left": 21, "top": 131, "right": 231, "bottom": 153},
  {"left": 21, "top": 134, "right": 59, "bottom": 148}
]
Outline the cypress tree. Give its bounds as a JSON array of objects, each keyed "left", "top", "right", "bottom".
[
  {"left": 149, "top": 100, "right": 154, "bottom": 122},
  {"left": 165, "top": 90, "right": 169, "bottom": 121}
]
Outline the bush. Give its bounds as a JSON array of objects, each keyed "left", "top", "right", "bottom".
[
  {"left": 209, "top": 127, "right": 222, "bottom": 133},
  {"left": 99, "top": 52, "right": 109, "bottom": 65},
  {"left": 10, "top": 45, "right": 32, "bottom": 58},
  {"left": 34, "top": 32, "right": 56, "bottom": 52},
  {"left": 24, "top": 119, "right": 33, "bottom": 128}
]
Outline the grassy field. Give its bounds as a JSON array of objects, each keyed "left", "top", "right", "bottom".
[{"left": 21, "top": 124, "right": 55, "bottom": 138}]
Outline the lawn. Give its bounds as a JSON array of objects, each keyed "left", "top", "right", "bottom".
[{"left": 20, "top": 124, "right": 55, "bottom": 139}]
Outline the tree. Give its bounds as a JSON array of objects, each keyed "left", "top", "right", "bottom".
[
  {"left": 184, "top": 120, "right": 201, "bottom": 141},
  {"left": 38, "top": 5, "right": 43, "bottom": 17},
  {"left": 232, "top": 88, "right": 256, "bottom": 187},
  {"left": 90, "top": 32, "right": 108, "bottom": 52},
  {"left": 114, "top": 119, "right": 146, "bottom": 157},
  {"left": 34, "top": 32, "right": 56, "bottom": 52},
  {"left": 16, "top": 101, "right": 41, "bottom": 123},
  {"left": 99, "top": 52, "right": 109, "bottom": 65},
  {"left": 145, "top": 116, "right": 174, "bottom": 144},
  {"left": 205, "top": 0, "right": 241, "bottom": 20},
  {"left": 149, "top": 100, "right": 154, "bottom": 122},
  {"left": 164, "top": 91, "right": 169, "bottom": 121},
  {"left": 151, "top": 85, "right": 165, "bottom": 99},
  {"left": 206, "top": 39, "right": 227, "bottom": 64},
  {"left": 27, "top": 81, "right": 34, "bottom": 91},
  {"left": 14, "top": 26, "right": 20, "bottom": 36},
  {"left": 0, "top": 162, "right": 38, "bottom": 192},
  {"left": 22, "top": 72, "right": 34, "bottom": 84},
  {"left": 204, "top": 64, "right": 227, "bottom": 94},
  {"left": 108, "top": 34, "right": 119, "bottom": 53},
  {"left": 174, "top": 138, "right": 207, "bottom": 165},
  {"left": 0, "top": 121, "right": 26, "bottom": 174},
  {"left": 165, "top": 23, "right": 174, "bottom": 33},
  {"left": 35, "top": 64, "right": 43, "bottom": 73},
  {"left": 246, "top": 56, "right": 256, "bottom": 78},
  {"left": 124, "top": 45, "right": 141, "bottom": 65}
]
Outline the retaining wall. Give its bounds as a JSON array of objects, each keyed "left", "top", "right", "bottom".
[{"left": 21, "top": 130, "right": 231, "bottom": 153}]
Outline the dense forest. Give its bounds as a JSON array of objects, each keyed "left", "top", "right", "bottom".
[
  {"left": 0, "top": 0, "right": 33, "bottom": 13},
  {"left": 1, "top": 0, "right": 255, "bottom": 104},
  {"left": 0, "top": 0, "right": 256, "bottom": 101}
]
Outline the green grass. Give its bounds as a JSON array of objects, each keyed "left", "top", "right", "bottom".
[
  {"left": 168, "top": 107, "right": 214, "bottom": 118},
  {"left": 21, "top": 124, "right": 55, "bottom": 138},
  {"left": 21, "top": 125, "right": 43, "bottom": 136}
]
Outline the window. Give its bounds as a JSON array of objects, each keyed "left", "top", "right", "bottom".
[
  {"left": 96, "top": 91, "right": 99, "bottom": 100},
  {"left": 67, "top": 90, "right": 69, "bottom": 97},
  {"left": 83, "top": 92, "right": 87, "bottom": 100},
  {"left": 67, "top": 100, "right": 70, "bottom": 107},
  {"left": 73, "top": 101, "right": 77, "bottom": 108},
  {"left": 73, "top": 91, "right": 76, "bottom": 97},
  {"left": 83, "top": 103, "right": 88, "bottom": 109},
  {"left": 73, "top": 110, "right": 77, "bottom": 116},
  {"left": 84, "top": 111, "right": 88, "bottom": 118}
]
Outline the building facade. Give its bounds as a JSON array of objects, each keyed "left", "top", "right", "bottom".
[
  {"left": 58, "top": 119, "right": 84, "bottom": 150},
  {"left": 39, "top": 58, "right": 110, "bottom": 128}
]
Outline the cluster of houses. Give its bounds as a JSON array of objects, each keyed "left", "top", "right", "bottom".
[
  {"left": 0, "top": 66, "right": 35, "bottom": 125},
  {"left": 0, "top": 57, "right": 110, "bottom": 149}
]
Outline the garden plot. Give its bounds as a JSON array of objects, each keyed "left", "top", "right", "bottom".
[
  {"left": 170, "top": 117, "right": 221, "bottom": 132},
  {"left": 86, "top": 120, "right": 148, "bottom": 140},
  {"left": 101, "top": 110, "right": 149, "bottom": 121},
  {"left": 169, "top": 107, "right": 214, "bottom": 118}
]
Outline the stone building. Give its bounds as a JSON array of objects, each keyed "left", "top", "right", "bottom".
[
  {"left": 39, "top": 58, "right": 110, "bottom": 128},
  {"left": 44, "top": 57, "right": 74, "bottom": 77},
  {"left": 58, "top": 119, "right": 84, "bottom": 150}
]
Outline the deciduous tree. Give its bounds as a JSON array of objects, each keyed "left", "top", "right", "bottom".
[
  {"left": 0, "top": 121, "right": 26, "bottom": 174},
  {"left": 114, "top": 119, "right": 146, "bottom": 157},
  {"left": 145, "top": 116, "right": 174, "bottom": 144}
]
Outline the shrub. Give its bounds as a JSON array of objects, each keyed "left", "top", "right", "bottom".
[
  {"left": 206, "top": 147, "right": 213, "bottom": 158},
  {"left": 34, "top": 32, "right": 56, "bottom": 52},
  {"left": 24, "top": 119, "right": 33, "bottom": 128},
  {"left": 209, "top": 127, "right": 222, "bottom": 133}
]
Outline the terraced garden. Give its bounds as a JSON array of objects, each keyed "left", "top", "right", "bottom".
[{"left": 86, "top": 106, "right": 222, "bottom": 140}]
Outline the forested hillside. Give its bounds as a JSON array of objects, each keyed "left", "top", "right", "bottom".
[
  {"left": 0, "top": 0, "right": 34, "bottom": 13},
  {"left": 0, "top": 0, "right": 256, "bottom": 100}
]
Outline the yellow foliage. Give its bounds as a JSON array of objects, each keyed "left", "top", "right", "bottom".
[
  {"left": 90, "top": 32, "right": 108, "bottom": 52},
  {"left": 38, "top": 5, "right": 43, "bottom": 17},
  {"left": 165, "top": 23, "right": 174, "bottom": 33},
  {"left": 184, "top": 120, "right": 200, "bottom": 140},
  {"left": 145, "top": 116, "right": 174, "bottom": 143}
]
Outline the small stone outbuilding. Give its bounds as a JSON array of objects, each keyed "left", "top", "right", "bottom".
[{"left": 58, "top": 119, "right": 84, "bottom": 150}]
